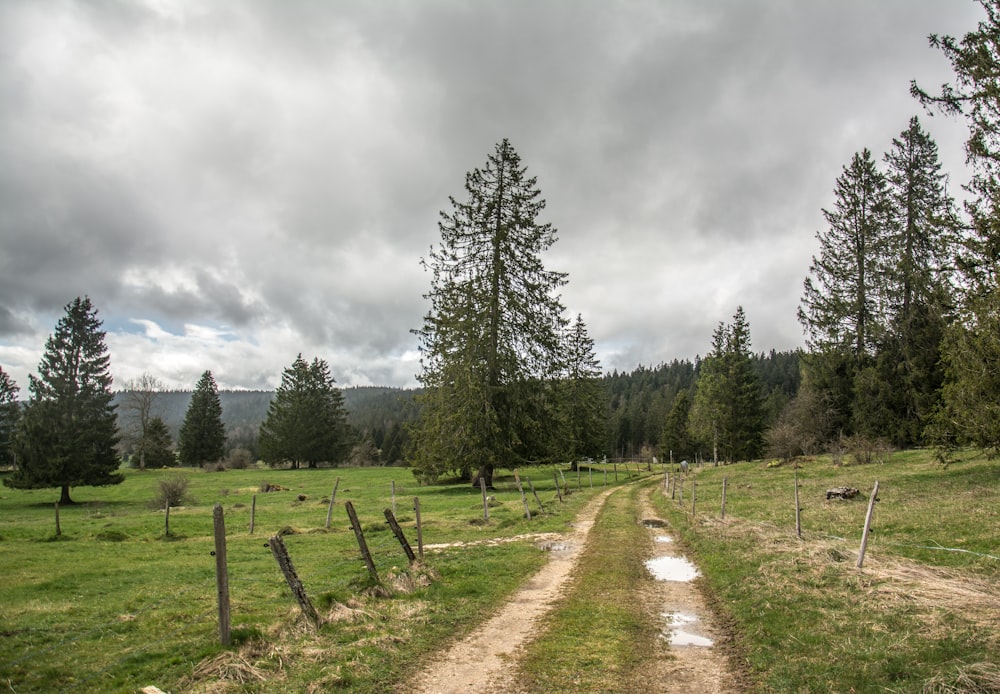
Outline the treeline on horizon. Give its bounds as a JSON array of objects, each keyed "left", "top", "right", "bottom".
[{"left": 121, "top": 348, "right": 800, "bottom": 468}]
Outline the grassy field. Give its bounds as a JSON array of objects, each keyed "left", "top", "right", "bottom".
[
  {"left": 651, "top": 450, "right": 1000, "bottom": 693},
  {"left": 0, "top": 462, "right": 637, "bottom": 693}
]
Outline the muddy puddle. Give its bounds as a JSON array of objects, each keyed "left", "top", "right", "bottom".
[
  {"left": 663, "top": 612, "right": 714, "bottom": 647},
  {"left": 645, "top": 554, "right": 701, "bottom": 582}
]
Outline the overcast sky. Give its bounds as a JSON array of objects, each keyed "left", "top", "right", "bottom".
[{"left": 0, "top": 0, "right": 982, "bottom": 393}]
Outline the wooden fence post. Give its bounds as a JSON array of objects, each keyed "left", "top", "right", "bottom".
[
  {"left": 325, "top": 477, "right": 340, "bottom": 530},
  {"left": 794, "top": 468, "right": 802, "bottom": 539},
  {"left": 691, "top": 481, "right": 696, "bottom": 516},
  {"left": 269, "top": 534, "right": 321, "bottom": 627},
  {"left": 856, "top": 481, "right": 880, "bottom": 569},
  {"left": 413, "top": 497, "right": 424, "bottom": 562},
  {"left": 384, "top": 508, "right": 417, "bottom": 564},
  {"left": 527, "top": 478, "right": 545, "bottom": 514},
  {"left": 577, "top": 465, "right": 581, "bottom": 489},
  {"left": 345, "top": 501, "right": 379, "bottom": 583},
  {"left": 165, "top": 498, "right": 171, "bottom": 537},
  {"left": 553, "top": 470, "right": 563, "bottom": 503},
  {"left": 721, "top": 476, "right": 728, "bottom": 519},
  {"left": 249, "top": 494, "right": 256, "bottom": 535},
  {"left": 212, "top": 503, "right": 231, "bottom": 646},
  {"left": 514, "top": 471, "right": 531, "bottom": 520},
  {"left": 480, "top": 478, "right": 490, "bottom": 520}
]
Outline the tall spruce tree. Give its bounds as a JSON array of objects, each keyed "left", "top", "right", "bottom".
[
  {"left": 873, "top": 117, "right": 957, "bottom": 445},
  {"left": 178, "top": 371, "right": 225, "bottom": 466},
  {"left": 259, "top": 354, "right": 350, "bottom": 468},
  {"left": 410, "top": 139, "right": 568, "bottom": 486},
  {"left": 914, "top": 1, "right": 1000, "bottom": 452},
  {"left": 690, "top": 307, "right": 765, "bottom": 463},
  {"left": 5, "top": 297, "right": 122, "bottom": 503},
  {"left": 0, "top": 366, "right": 21, "bottom": 468}
]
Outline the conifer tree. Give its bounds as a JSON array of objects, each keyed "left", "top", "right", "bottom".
[
  {"left": 0, "top": 366, "right": 21, "bottom": 468},
  {"left": 5, "top": 297, "right": 122, "bottom": 503},
  {"left": 410, "top": 139, "right": 568, "bottom": 486},
  {"left": 178, "top": 371, "right": 225, "bottom": 466},
  {"left": 561, "top": 314, "right": 607, "bottom": 461},
  {"left": 259, "top": 354, "right": 349, "bottom": 468}
]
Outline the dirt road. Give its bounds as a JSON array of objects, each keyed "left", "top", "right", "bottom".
[{"left": 405, "top": 482, "right": 741, "bottom": 693}]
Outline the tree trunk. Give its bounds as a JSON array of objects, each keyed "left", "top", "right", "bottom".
[
  {"left": 59, "top": 485, "right": 74, "bottom": 505},
  {"left": 471, "top": 463, "right": 495, "bottom": 490}
]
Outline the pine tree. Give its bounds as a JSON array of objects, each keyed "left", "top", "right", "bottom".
[
  {"left": 259, "top": 354, "right": 350, "bottom": 468},
  {"left": 800, "top": 149, "right": 891, "bottom": 359},
  {"left": 178, "top": 371, "right": 225, "bottom": 466},
  {"left": 5, "top": 297, "right": 122, "bottom": 503},
  {"left": 0, "top": 366, "right": 21, "bottom": 468},
  {"left": 690, "top": 307, "right": 765, "bottom": 463},
  {"left": 661, "top": 390, "right": 695, "bottom": 463},
  {"left": 141, "top": 416, "right": 176, "bottom": 468},
  {"left": 561, "top": 314, "right": 607, "bottom": 461},
  {"left": 410, "top": 139, "right": 568, "bottom": 486}
]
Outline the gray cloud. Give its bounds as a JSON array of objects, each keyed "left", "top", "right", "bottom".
[{"left": 0, "top": 0, "right": 982, "bottom": 390}]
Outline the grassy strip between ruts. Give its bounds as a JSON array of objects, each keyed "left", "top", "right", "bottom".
[
  {"left": 649, "top": 451, "right": 1000, "bottom": 693},
  {"left": 514, "top": 482, "right": 666, "bottom": 692}
]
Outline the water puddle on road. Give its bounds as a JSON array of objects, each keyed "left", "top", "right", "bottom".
[
  {"left": 663, "top": 612, "right": 714, "bottom": 647},
  {"left": 645, "top": 555, "right": 700, "bottom": 582}
]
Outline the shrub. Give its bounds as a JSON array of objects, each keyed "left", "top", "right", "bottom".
[
  {"left": 150, "top": 475, "right": 193, "bottom": 509},
  {"left": 225, "top": 447, "right": 254, "bottom": 470}
]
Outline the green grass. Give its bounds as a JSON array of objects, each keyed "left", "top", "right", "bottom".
[
  {"left": 652, "top": 451, "right": 1000, "bottom": 693},
  {"left": 515, "top": 482, "right": 664, "bottom": 692},
  {"left": 0, "top": 463, "right": 638, "bottom": 693}
]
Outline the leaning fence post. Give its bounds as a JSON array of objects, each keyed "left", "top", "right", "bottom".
[
  {"left": 325, "top": 477, "right": 340, "bottom": 530},
  {"left": 384, "top": 508, "right": 417, "bottom": 563},
  {"left": 553, "top": 470, "right": 563, "bottom": 503},
  {"left": 527, "top": 478, "right": 545, "bottom": 514},
  {"left": 345, "top": 501, "right": 379, "bottom": 583},
  {"left": 413, "top": 497, "right": 424, "bottom": 562},
  {"left": 856, "top": 481, "right": 880, "bottom": 569},
  {"left": 269, "top": 534, "right": 321, "bottom": 627},
  {"left": 212, "top": 503, "right": 231, "bottom": 646},
  {"left": 514, "top": 470, "right": 531, "bottom": 520}
]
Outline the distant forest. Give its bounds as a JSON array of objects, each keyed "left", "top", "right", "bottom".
[{"left": 119, "top": 349, "right": 799, "bottom": 466}]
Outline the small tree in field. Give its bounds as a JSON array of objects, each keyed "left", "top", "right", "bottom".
[
  {"left": 5, "top": 297, "right": 122, "bottom": 504},
  {"left": 178, "top": 371, "right": 225, "bottom": 466}
]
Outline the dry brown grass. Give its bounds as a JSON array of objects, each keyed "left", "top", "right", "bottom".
[{"left": 922, "top": 662, "right": 1000, "bottom": 693}]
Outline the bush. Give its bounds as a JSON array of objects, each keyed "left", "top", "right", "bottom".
[
  {"left": 150, "top": 475, "right": 193, "bottom": 509},
  {"left": 225, "top": 447, "right": 254, "bottom": 470}
]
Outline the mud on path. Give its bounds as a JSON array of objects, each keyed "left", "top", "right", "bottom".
[
  {"left": 405, "top": 487, "right": 619, "bottom": 694},
  {"left": 638, "top": 484, "right": 743, "bottom": 693},
  {"left": 406, "top": 482, "right": 744, "bottom": 693}
]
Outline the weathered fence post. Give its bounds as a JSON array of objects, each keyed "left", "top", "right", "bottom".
[
  {"left": 325, "top": 477, "right": 340, "bottom": 530},
  {"left": 413, "top": 497, "right": 424, "bottom": 562},
  {"left": 691, "top": 481, "right": 697, "bottom": 516},
  {"left": 384, "top": 508, "right": 416, "bottom": 564},
  {"left": 212, "top": 503, "right": 231, "bottom": 646},
  {"left": 164, "top": 498, "right": 171, "bottom": 537},
  {"left": 249, "top": 494, "right": 256, "bottom": 535},
  {"left": 514, "top": 471, "right": 531, "bottom": 520},
  {"left": 721, "top": 476, "right": 728, "bottom": 519},
  {"left": 614, "top": 462, "right": 618, "bottom": 482},
  {"left": 603, "top": 464, "right": 608, "bottom": 487},
  {"left": 269, "top": 534, "right": 321, "bottom": 627},
  {"left": 856, "top": 481, "right": 880, "bottom": 569},
  {"left": 553, "top": 470, "right": 564, "bottom": 503},
  {"left": 345, "top": 501, "right": 379, "bottom": 583},
  {"left": 577, "top": 464, "right": 581, "bottom": 489},
  {"left": 794, "top": 468, "right": 802, "bottom": 539},
  {"left": 480, "top": 478, "right": 490, "bottom": 520},
  {"left": 527, "top": 478, "right": 545, "bottom": 514}
]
